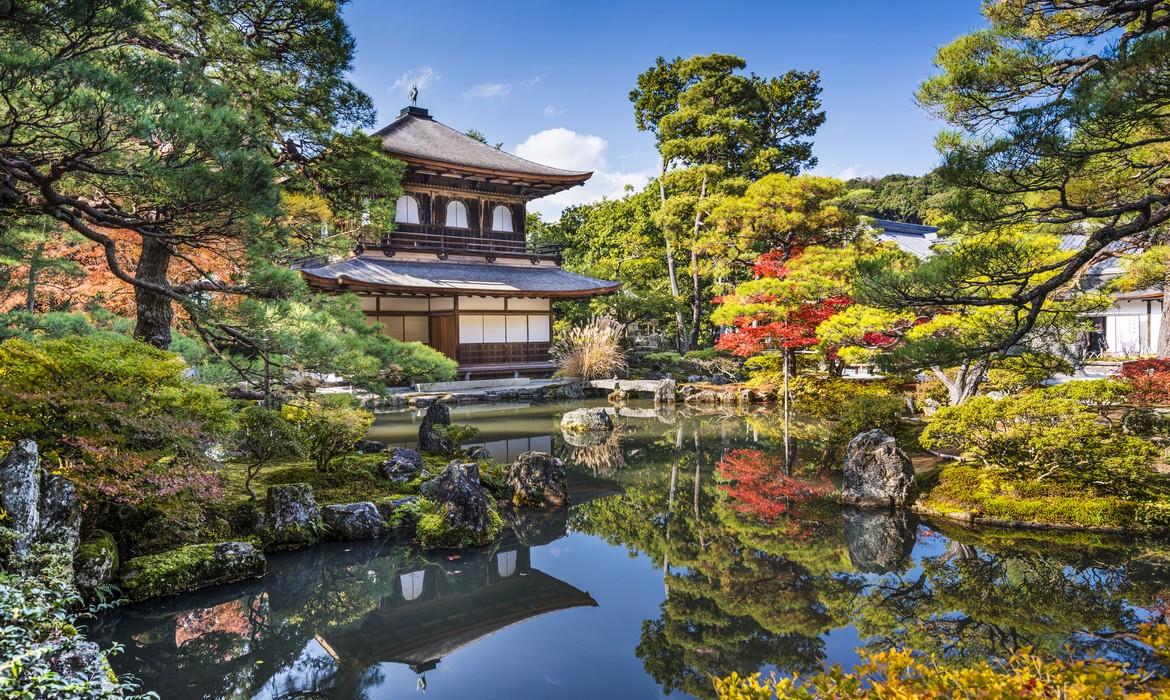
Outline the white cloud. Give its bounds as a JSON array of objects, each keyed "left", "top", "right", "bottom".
[
  {"left": 834, "top": 164, "right": 869, "bottom": 180},
  {"left": 543, "top": 104, "right": 564, "bottom": 117},
  {"left": 463, "top": 82, "right": 511, "bottom": 100},
  {"left": 390, "top": 66, "right": 439, "bottom": 98},
  {"left": 522, "top": 74, "right": 545, "bottom": 87},
  {"left": 514, "top": 128, "right": 652, "bottom": 219}
]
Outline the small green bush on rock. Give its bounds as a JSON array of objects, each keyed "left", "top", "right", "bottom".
[{"left": 281, "top": 397, "right": 374, "bottom": 472}]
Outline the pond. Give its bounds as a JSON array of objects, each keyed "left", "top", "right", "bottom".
[{"left": 93, "top": 400, "right": 1170, "bottom": 699}]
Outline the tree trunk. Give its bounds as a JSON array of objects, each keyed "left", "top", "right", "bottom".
[
  {"left": 932, "top": 359, "right": 988, "bottom": 406},
  {"left": 686, "top": 172, "right": 709, "bottom": 351},
  {"left": 133, "top": 236, "right": 175, "bottom": 349},
  {"left": 24, "top": 241, "right": 44, "bottom": 312},
  {"left": 658, "top": 159, "right": 690, "bottom": 353},
  {"left": 1158, "top": 278, "right": 1170, "bottom": 357}
]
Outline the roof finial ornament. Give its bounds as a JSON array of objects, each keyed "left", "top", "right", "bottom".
[{"left": 409, "top": 83, "right": 418, "bottom": 107}]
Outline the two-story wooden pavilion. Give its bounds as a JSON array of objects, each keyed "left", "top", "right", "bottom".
[{"left": 299, "top": 105, "right": 620, "bottom": 379}]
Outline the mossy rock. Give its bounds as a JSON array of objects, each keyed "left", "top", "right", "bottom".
[
  {"left": 415, "top": 498, "right": 503, "bottom": 549},
  {"left": 74, "top": 529, "right": 119, "bottom": 593},
  {"left": 261, "top": 483, "right": 324, "bottom": 551},
  {"left": 120, "top": 541, "right": 265, "bottom": 602}
]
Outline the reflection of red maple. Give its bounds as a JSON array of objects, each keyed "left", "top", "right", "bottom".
[
  {"left": 174, "top": 594, "right": 268, "bottom": 661},
  {"left": 716, "top": 449, "right": 831, "bottom": 521}
]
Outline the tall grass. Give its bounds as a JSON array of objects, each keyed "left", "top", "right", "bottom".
[{"left": 552, "top": 317, "right": 628, "bottom": 380}]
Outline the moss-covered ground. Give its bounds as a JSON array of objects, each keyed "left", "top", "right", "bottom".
[{"left": 918, "top": 464, "right": 1170, "bottom": 532}]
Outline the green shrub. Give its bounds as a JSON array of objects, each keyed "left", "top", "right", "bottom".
[
  {"left": 920, "top": 390, "right": 1159, "bottom": 497},
  {"left": 431, "top": 424, "right": 480, "bottom": 455},
  {"left": 1135, "top": 501, "right": 1170, "bottom": 531},
  {"left": 1043, "top": 378, "right": 1131, "bottom": 418},
  {"left": 983, "top": 351, "right": 1072, "bottom": 394},
  {"left": 713, "top": 622, "right": 1170, "bottom": 699},
  {"left": 921, "top": 464, "right": 1149, "bottom": 530},
  {"left": 0, "top": 571, "right": 144, "bottom": 698},
  {"left": 0, "top": 334, "right": 234, "bottom": 510},
  {"left": 281, "top": 397, "right": 374, "bottom": 472},
  {"left": 234, "top": 405, "right": 302, "bottom": 498}
]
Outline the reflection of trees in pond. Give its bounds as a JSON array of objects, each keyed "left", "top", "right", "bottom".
[
  {"left": 573, "top": 411, "right": 1170, "bottom": 694},
  {"left": 573, "top": 421, "right": 846, "bottom": 698},
  {"left": 716, "top": 448, "right": 831, "bottom": 522},
  {"left": 846, "top": 531, "right": 1170, "bottom": 668}
]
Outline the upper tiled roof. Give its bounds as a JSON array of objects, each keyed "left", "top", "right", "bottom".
[
  {"left": 374, "top": 108, "right": 591, "bottom": 180},
  {"left": 873, "top": 219, "right": 940, "bottom": 259},
  {"left": 300, "top": 257, "right": 621, "bottom": 298}
]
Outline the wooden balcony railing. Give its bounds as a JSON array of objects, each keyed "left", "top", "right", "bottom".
[{"left": 360, "top": 223, "right": 533, "bottom": 255}]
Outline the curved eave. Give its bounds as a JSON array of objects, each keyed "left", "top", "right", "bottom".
[
  {"left": 300, "top": 269, "right": 622, "bottom": 300},
  {"left": 394, "top": 154, "right": 591, "bottom": 194}
]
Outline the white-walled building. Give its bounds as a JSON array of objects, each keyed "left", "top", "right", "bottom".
[{"left": 873, "top": 219, "right": 1164, "bottom": 359}]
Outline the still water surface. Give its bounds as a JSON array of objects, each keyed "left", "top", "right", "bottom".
[{"left": 94, "top": 400, "right": 1170, "bottom": 698}]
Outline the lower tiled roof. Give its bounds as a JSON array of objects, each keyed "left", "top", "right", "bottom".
[{"left": 299, "top": 256, "right": 621, "bottom": 298}]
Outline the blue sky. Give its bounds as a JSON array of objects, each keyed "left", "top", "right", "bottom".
[{"left": 343, "top": 1, "right": 987, "bottom": 218}]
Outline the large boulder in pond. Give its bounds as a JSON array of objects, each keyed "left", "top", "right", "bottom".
[
  {"left": 418, "top": 461, "right": 500, "bottom": 549},
  {"left": 74, "top": 530, "right": 119, "bottom": 594},
  {"left": 843, "top": 508, "right": 917, "bottom": 573},
  {"left": 322, "top": 502, "right": 384, "bottom": 541},
  {"left": 263, "top": 483, "right": 323, "bottom": 550},
  {"left": 119, "top": 541, "right": 266, "bottom": 602},
  {"left": 841, "top": 429, "right": 916, "bottom": 508},
  {"left": 0, "top": 439, "right": 41, "bottom": 556},
  {"left": 506, "top": 451, "right": 568, "bottom": 508},
  {"left": 560, "top": 408, "right": 613, "bottom": 433},
  {"left": 380, "top": 447, "right": 426, "bottom": 483},
  {"left": 418, "top": 403, "right": 453, "bottom": 453}
]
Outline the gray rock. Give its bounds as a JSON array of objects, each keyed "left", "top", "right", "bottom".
[
  {"left": 560, "top": 408, "right": 614, "bottom": 433},
  {"left": 418, "top": 402, "right": 453, "bottom": 453},
  {"left": 354, "top": 439, "right": 387, "bottom": 454},
  {"left": 841, "top": 429, "right": 917, "bottom": 508},
  {"left": 74, "top": 530, "right": 119, "bottom": 593},
  {"left": 37, "top": 472, "right": 81, "bottom": 554},
  {"left": 654, "top": 378, "right": 677, "bottom": 405},
  {"left": 264, "top": 483, "right": 322, "bottom": 549},
  {"left": 506, "top": 451, "right": 568, "bottom": 508},
  {"left": 465, "top": 445, "right": 494, "bottom": 461},
  {"left": 381, "top": 447, "right": 425, "bottom": 482},
  {"left": 0, "top": 439, "right": 40, "bottom": 555},
  {"left": 48, "top": 640, "right": 119, "bottom": 695},
  {"left": 322, "top": 502, "right": 384, "bottom": 540},
  {"left": 419, "top": 461, "right": 498, "bottom": 548},
  {"left": 843, "top": 508, "right": 917, "bottom": 573}
]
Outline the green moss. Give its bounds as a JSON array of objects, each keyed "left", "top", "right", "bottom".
[
  {"left": 76, "top": 530, "right": 118, "bottom": 569},
  {"left": 414, "top": 498, "right": 503, "bottom": 549},
  {"left": 120, "top": 542, "right": 265, "bottom": 602},
  {"left": 920, "top": 464, "right": 1161, "bottom": 531},
  {"left": 222, "top": 452, "right": 396, "bottom": 506}
]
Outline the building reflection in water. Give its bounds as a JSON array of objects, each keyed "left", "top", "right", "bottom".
[{"left": 96, "top": 486, "right": 613, "bottom": 699}]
